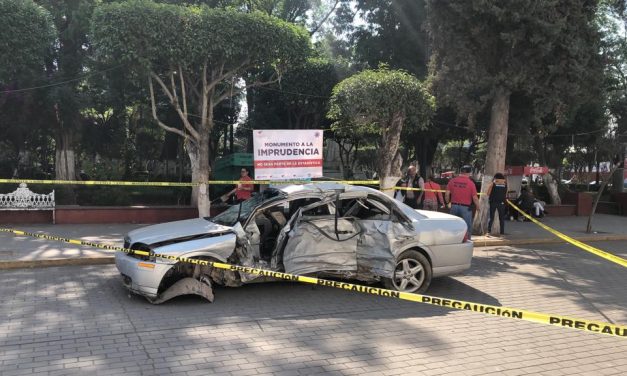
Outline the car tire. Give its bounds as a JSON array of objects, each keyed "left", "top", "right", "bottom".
[{"left": 383, "top": 250, "right": 432, "bottom": 293}]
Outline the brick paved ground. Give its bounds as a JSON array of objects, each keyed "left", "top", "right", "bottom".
[{"left": 0, "top": 241, "right": 625, "bottom": 376}]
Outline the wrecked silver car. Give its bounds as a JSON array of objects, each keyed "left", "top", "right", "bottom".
[{"left": 115, "top": 183, "right": 473, "bottom": 303}]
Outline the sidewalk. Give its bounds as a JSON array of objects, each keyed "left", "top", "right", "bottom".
[
  {"left": 0, "top": 224, "right": 143, "bottom": 269},
  {"left": 0, "top": 214, "right": 626, "bottom": 268},
  {"left": 472, "top": 213, "right": 627, "bottom": 247}
]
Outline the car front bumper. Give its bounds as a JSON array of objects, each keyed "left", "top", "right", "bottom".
[{"left": 115, "top": 252, "right": 174, "bottom": 299}]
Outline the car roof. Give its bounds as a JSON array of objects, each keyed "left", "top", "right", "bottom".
[{"left": 275, "top": 182, "right": 379, "bottom": 195}]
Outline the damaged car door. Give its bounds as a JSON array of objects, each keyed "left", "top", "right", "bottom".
[{"left": 279, "top": 192, "right": 409, "bottom": 282}]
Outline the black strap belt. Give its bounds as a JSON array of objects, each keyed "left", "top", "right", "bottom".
[{"left": 451, "top": 202, "right": 471, "bottom": 207}]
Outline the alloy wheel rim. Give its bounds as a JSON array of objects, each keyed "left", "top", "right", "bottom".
[{"left": 392, "top": 258, "right": 425, "bottom": 292}]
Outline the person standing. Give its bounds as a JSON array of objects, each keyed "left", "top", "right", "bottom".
[
  {"left": 445, "top": 165, "right": 480, "bottom": 239},
  {"left": 396, "top": 165, "right": 424, "bottom": 208},
  {"left": 422, "top": 175, "right": 444, "bottom": 211},
  {"left": 486, "top": 172, "right": 507, "bottom": 235},
  {"left": 234, "top": 167, "right": 254, "bottom": 202}
]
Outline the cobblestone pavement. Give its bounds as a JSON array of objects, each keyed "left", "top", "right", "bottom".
[{"left": 0, "top": 241, "right": 625, "bottom": 376}]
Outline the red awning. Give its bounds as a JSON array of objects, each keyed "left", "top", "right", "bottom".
[{"left": 505, "top": 166, "right": 549, "bottom": 176}]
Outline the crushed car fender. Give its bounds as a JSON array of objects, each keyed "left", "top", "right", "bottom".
[{"left": 147, "top": 277, "right": 214, "bottom": 304}]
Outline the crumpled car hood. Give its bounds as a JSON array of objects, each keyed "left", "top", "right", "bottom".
[{"left": 127, "top": 218, "right": 232, "bottom": 246}]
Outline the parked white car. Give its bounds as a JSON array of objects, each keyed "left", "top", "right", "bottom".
[{"left": 115, "top": 183, "right": 473, "bottom": 303}]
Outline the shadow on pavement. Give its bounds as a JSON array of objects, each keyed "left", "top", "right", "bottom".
[
  {"left": 474, "top": 244, "right": 627, "bottom": 323},
  {"left": 0, "top": 265, "right": 507, "bottom": 374}
]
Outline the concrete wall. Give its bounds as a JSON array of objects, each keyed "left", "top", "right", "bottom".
[{"left": 0, "top": 206, "right": 204, "bottom": 224}]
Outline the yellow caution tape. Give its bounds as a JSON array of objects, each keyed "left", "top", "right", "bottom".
[
  {"left": 507, "top": 200, "right": 627, "bottom": 268},
  {"left": 382, "top": 186, "right": 486, "bottom": 196},
  {"left": 0, "top": 178, "right": 379, "bottom": 187},
  {"left": 0, "top": 178, "right": 197, "bottom": 187},
  {"left": 207, "top": 179, "right": 379, "bottom": 185},
  {"left": 381, "top": 186, "right": 448, "bottom": 193},
  {"left": 1, "top": 227, "right": 625, "bottom": 338}
]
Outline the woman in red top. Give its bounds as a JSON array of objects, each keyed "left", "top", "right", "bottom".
[
  {"left": 422, "top": 175, "right": 444, "bottom": 211},
  {"left": 235, "top": 168, "right": 254, "bottom": 202}
]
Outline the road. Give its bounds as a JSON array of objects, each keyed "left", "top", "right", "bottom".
[{"left": 0, "top": 241, "right": 626, "bottom": 376}]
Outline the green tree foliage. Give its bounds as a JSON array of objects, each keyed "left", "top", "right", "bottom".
[
  {"left": 336, "top": 0, "right": 428, "bottom": 78},
  {"left": 249, "top": 57, "right": 349, "bottom": 131},
  {"left": 276, "top": 57, "right": 348, "bottom": 129},
  {"left": 240, "top": 0, "right": 313, "bottom": 24},
  {"left": 0, "top": 0, "right": 55, "bottom": 178},
  {"left": 600, "top": 1, "right": 627, "bottom": 158},
  {"left": 234, "top": 0, "right": 337, "bottom": 151},
  {"left": 428, "top": 0, "right": 602, "bottom": 233},
  {"left": 428, "top": 0, "right": 600, "bottom": 127},
  {"left": 328, "top": 68, "right": 435, "bottom": 191},
  {"left": 0, "top": 0, "right": 55, "bottom": 84},
  {"left": 34, "top": 0, "right": 99, "bottom": 188},
  {"left": 91, "top": 0, "right": 310, "bottom": 216},
  {"left": 334, "top": 0, "right": 463, "bottom": 179}
]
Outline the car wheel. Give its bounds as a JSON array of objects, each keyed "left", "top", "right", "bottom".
[{"left": 383, "top": 250, "right": 432, "bottom": 293}]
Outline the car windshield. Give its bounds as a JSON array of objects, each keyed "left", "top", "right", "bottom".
[{"left": 208, "top": 190, "right": 282, "bottom": 226}]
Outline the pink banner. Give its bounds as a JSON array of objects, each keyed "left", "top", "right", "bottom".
[
  {"left": 255, "top": 159, "right": 323, "bottom": 169},
  {"left": 253, "top": 130, "right": 324, "bottom": 180}
]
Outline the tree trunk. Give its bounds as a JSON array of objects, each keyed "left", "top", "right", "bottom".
[
  {"left": 245, "top": 84, "right": 255, "bottom": 153},
  {"left": 476, "top": 87, "right": 510, "bottom": 235},
  {"left": 54, "top": 129, "right": 78, "bottom": 205},
  {"left": 534, "top": 135, "right": 561, "bottom": 205},
  {"left": 338, "top": 141, "right": 355, "bottom": 180},
  {"left": 415, "top": 135, "right": 438, "bottom": 180},
  {"left": 11, "top": 145, "right": 22, "bottom": 179},
  {"left": 378, "top": 113, "right": 405, "bottom": 197},
  {"left": 337, "top": 142, "right": 346, "bottom": 179},
  {"left": 229, "top": 124, "right": 234, "bottom": 153},
  {"left": 586, "top": 164, "right": 619, "bottom": 233},
  {"left": 188, "top": 136, "right": 211, "bottom": 218},
  {"left": 545, "top": 171, "right": 561, "bottom": 205},
  {"left": 55, "top": 130, "right": 77, "bottom": 181}
]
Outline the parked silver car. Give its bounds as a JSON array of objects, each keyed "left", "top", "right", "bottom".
[{"left": 115, "top": 183, "right": 473, "bottom": 303}]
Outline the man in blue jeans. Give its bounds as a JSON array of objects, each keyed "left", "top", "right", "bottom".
[{"left": 445, "top": 166, "right": 480, "bottom": 240}]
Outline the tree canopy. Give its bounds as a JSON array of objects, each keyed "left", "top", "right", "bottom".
[
  {"left": 428, "top": 0, "right": 603, "bottom": 234},
  {"left": 428, "top": 0, "right": 600, "bottom": 127},
  {"left": 0, "top": 0, "right": 55, "bottom": 84},
  {"left": 1, "top": 0, "right": 625, "bottom": 212},
  {"left": 92, "top": 0, "right": 310, "bottom": 73},
  {"left": 92, "top": 0, "right": 311, "bottom": 216},
  {"left": 329, "top": 67, "right": 435, "bottom": 190}
]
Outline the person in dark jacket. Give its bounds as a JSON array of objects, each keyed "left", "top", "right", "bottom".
[
  {"left": 514, "top": 187, "right": 536, "bottom": 221},
  {"left": 395, "top": 165, "right": 425, "bottom": 208},
  {"left": 486, "top": 172, "right": 507, "bottom": 235}
]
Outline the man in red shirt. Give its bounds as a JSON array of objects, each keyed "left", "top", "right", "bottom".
[
  {"left": 445, "top": 165, "right": 480, "bottom": 239},
  {"left": 235, "top": 167, "right": 254, "bottom": 202}
]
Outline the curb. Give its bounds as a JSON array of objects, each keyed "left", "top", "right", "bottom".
[
  {"left": 1, "top": 235, "right": 627, "bottom": 270},
  {"left": 472, "top": 234, "right": 627, "bottom": 248},
  {"left": 0, "top": 257, "right": 114, "bottom": 269}
]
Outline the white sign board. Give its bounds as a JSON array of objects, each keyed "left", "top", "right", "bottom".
[{"left": 253, "top": 129, "right": 324, "bottom": 180}]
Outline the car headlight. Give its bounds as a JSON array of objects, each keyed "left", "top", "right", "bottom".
[{"left": 126, "top": 242, "right": 153, "bottom": 261}]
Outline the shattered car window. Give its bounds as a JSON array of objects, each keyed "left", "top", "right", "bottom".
[{"left": 209, "top": 190, "right": 281, "bottom": 226}]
